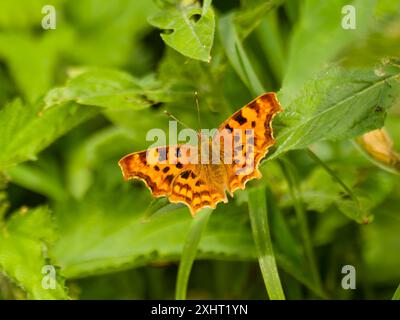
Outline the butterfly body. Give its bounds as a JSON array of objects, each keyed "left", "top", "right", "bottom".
[{"left": 119, "top": 93, "right": 282, "bottom": 216}]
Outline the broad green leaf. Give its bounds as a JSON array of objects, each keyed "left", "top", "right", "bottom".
[
  {"left": 0, "top": 207, "right": 69, "bottom": 299},
  {"left": 0, "top": 99, "right": 97, "bottom": 170},
  {"left": 52, "top": 185, "right": 255, "bottom": 278},
  {"left": 270, "top": 62, "right": 400, "bottom": 160},
  {"left": 248, "top": 186, "right": 285, "bottom": 300},
  {"left": 148, "top": 0, "right": 215, "bottom": 62},
  {"left": 45, "top": 68, "right": 170, "bottom": 110},
  {"left": 282, "top": 0, "right": 376, "bottom": 97}
]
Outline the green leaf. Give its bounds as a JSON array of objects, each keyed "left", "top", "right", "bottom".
[
  {"left": 175, "top": 208, "right": 212, "bottom": 300},
  {"left": 0, "top": 99, "right": 97, "bottom": 170},
  {"left": 270, "top": 62, "right": 400, "bottom": 160},
  {"left": 45, "top": 68, "right": 170, "bottom": 110},
  {"left": 307, "top": 149, "right": 372, "bottom": 223},
  {"left": 218, "top": 13, "right": 265, "bottom": 95},
  {"left": 148, "top": 0, "right": 215, "bottom": 62},
  {"left": 0, "top": 207, "right": 69, "bottom": 299},
  {"left": 247, "top": 186, "right": 285, "bottom": 300},
  {"left": 52, "top": 186, "right": 255, "bottom": 278}
]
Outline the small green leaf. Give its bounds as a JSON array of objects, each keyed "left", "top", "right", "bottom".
[
  {"left": 247, "top": 186, "right": 285, "bottom": 300},
  {"left": 148, "top": 0, "right": 215, "bottom": 62},
  {"left": 175, "top": 208, "right": 212, "bottom": 300},
  {"left": 0, "top": 207, "right": 69, "bottom": 299}
]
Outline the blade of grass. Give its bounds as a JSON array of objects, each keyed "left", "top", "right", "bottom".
[
  {"left": 278, "top": 158, "right": 323, "bottom": 294},
  {"left": 255, "top": 12, "right": 286, "bottom": 84},
  {"left": 175, "top": 208, "right": 213, "bottom": 300},
  {"left": 219, "top": 13, "right": 265, "bottom": 96},
  {"left": 392, "top": 284, "right": 400, "bottom": 300},
  {"left": 248, "top": 186, "right": 285, "bottom": 300}
]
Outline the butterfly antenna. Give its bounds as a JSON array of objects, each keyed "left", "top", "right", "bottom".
[
  {"left": 195, "top": 91, "right": 202, "bottom": 130},
  {"left": 163, "top": 110, "right": 190, "bottom": 129}
]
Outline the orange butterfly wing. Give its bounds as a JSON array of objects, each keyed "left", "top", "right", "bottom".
[{"left": 215, "top": 92, "right": 282, "bottom": 194}]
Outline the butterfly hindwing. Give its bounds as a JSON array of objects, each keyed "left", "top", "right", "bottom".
[{"left": 119, "top": 145, "right": 227, "bottom": 215}]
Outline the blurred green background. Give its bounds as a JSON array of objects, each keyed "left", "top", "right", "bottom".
[{"left": 0, "top": 0, "right": 399, "bottom": 300}]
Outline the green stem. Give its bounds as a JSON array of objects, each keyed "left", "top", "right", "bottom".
[
  {"left": 248, "top": 186, "right": 285, "bottom": 300},
  {"left": 279, "top": 158, "right": 323, "bottom": 292},
  {"left": 175, "top": 208, "right": 212, "bottom": 300}
]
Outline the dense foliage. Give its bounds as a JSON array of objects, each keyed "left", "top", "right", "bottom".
[{"left": 0, "top": 0, "right": 399, "bottom": 300}]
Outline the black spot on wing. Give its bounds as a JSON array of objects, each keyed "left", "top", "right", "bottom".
[
  {"left": 234, "top": 111, "right": 247, "bottom": 125},
  {"left": 225, "top": 124, "right": 233, "bottom": 132},
  {"left": 181, "top": 171, "right": 190, "bottom": 179},
  {"left": 248, "top": 100, "right": 260, "bottom": 111}
]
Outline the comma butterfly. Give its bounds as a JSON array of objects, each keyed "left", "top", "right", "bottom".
[{"left": 118, "top": 93, "right": 283, "bottom": 216}]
